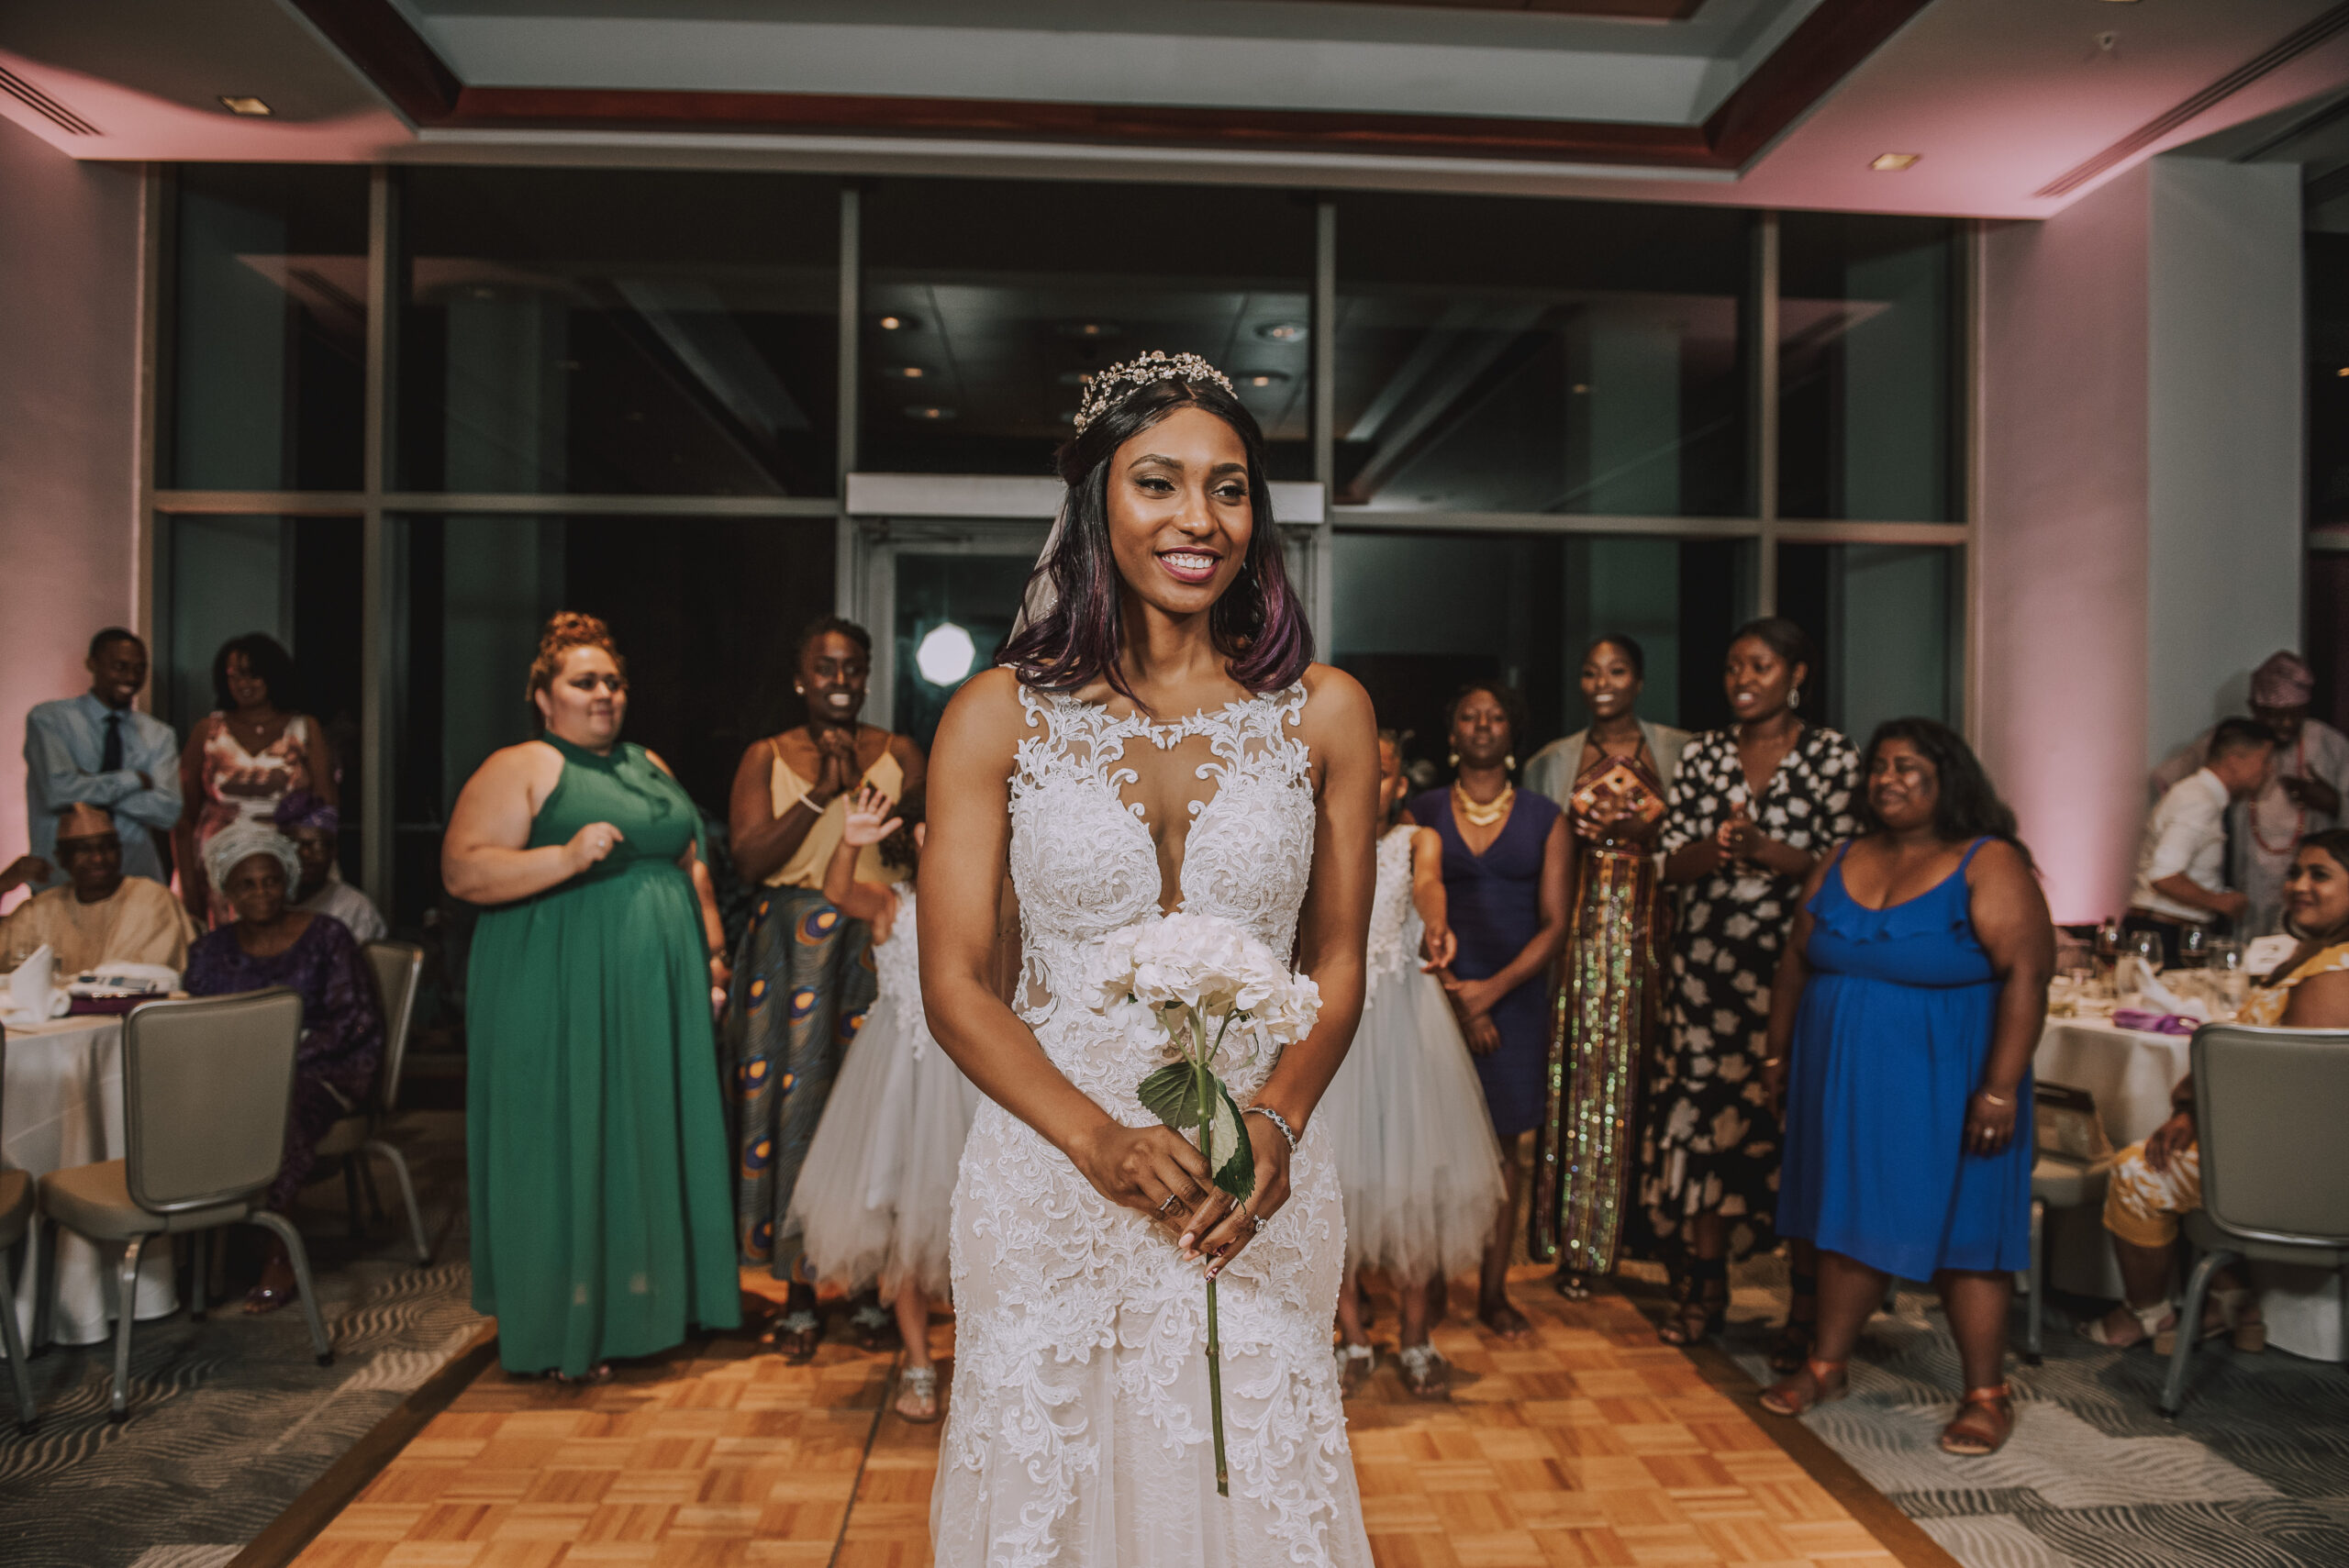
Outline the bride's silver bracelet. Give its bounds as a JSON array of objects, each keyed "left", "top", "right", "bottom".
[{"left": 1244, "top": 1105, "right": 1299, "bottom": 1155}]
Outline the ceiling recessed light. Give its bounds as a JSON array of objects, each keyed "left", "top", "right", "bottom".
[
  {"left": 219, "top": 95, "right": 273, "bottom": 117},
  {"left": 1572, "top": 383, "right": 1591, "bottom": 395},
  {"left": 1059, "top": 321, "right": 1120, "bottom": 339},
  {"left": 1256, "top": 322, "right": 1308, "bottom": 343},
  {"left": 1241, "top": 372, "right": 1291, "bottom": 388},
  {"left": 876, "top": 314, "right": 917, "bottom": 331},
  {"left": 1870, "top": 152, "right": 1921, "bottom": 172},
  {"left": 906, "top": 405, "right": 956, "bottom": 420},
  {"left": 2338, "top": 367, "right": 2349, "bottom": 377},
  {"left": 885, "top": 365, "right": 926, "bottom": 379}
]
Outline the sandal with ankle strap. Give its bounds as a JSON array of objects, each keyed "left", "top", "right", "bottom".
[
  {"left": 1769, "top": 1271, "right": 1818, "bottom": 1373},
  {"left": 2079, "top": 1299, "right": 2172, "bottom": 1350},
  {"left": 1939, "top": 1383, "right": 2015, "bottom": 1456},
  {"left": 895, "top": 1365, "right": 942, "bottom": 1424},
  {"left": 1758, "top": 1357, "right": 1847, "bottom": 1418},
  {"left": 1397, "top": 1343, "right": 1451, "bottom": 1400},
  {"left": 1656, "top": 1260, "right": 1727, "bottom": 1347},
  {"left": 1334, "top": 1343, "right": 1375, "bottom": 1398}
]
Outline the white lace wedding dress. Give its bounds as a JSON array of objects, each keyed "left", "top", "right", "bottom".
[{"left": 931, "top": 681, "right": 1373, "bottom": 1568}]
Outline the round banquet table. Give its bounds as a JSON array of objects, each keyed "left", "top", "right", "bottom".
[
  {"left": 2, "top": 1014, "right": 180, "bottom": 1350},
  {"left": 2034, "top": 1014, "right": 2343, "bottom": 1362}
]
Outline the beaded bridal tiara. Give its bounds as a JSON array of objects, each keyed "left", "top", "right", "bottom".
[{"left": 1072, "top": 350, "right": 1235, "bottom": 435}]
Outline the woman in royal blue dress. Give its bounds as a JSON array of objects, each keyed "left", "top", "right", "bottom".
[
  {"left": 1759, "top": 718, "right": 2052, "bottom": 1458},
  {"left": 1412, "top": 682, "right": 1568, "bottom": 1340}
]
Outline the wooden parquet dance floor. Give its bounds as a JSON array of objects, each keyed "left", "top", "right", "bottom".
[{"left": 287, "top": 1267, "right": 1951, "bottom": 1568}]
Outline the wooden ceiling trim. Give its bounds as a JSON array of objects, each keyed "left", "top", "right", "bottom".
[{"left": 303, "top": 0, "right": 1917, "bottom": 172}]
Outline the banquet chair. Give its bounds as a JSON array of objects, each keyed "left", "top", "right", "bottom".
[
  {"left": 311, "top": 941, "right": 429, "bottom": 1263},
  {"left": 0, "top": 1028, "right": 38, "bottom": 1429},
  {"left": 33, "top": 988, "right": 332, "bottom": 1421},
  {"left": 2160, "top": 1022, "right": 2349, "bottom": 1416},
  {"left": 2025, "top": 1156, "right": 2107, "bottom": 1363}
]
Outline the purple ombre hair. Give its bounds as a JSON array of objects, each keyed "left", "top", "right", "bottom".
[{"left": 998, "top": 374, "right": 1313, "bottom": 709}]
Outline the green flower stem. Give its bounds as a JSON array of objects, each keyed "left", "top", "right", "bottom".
[
  {"left": 1191, "top": 1019, "right": 1231, "bottom": 1498},
  {"left": 1207, "top": 1277, "right": 1228, "bottom": 1497}
]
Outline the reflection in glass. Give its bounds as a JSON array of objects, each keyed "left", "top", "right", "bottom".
[
  {"left": 1776, "top": 542, "right": 1957, "bottom": 743},
  {"left": 396, "top": 170, "right": 840, "bottom": 495},
  {"left": 860, "top": 180, "right": 1313, "bottom": 478},
  {"left": 1777, "top": 214, "right": 1959, "bottom": 521},
  {"left": 166, "top": 167, "right": 368, "bottom": 490},
  {"left": 1330, "top": 530, "right": 1748, "bottom": 772},
  {"left": 165, "top": 516, "right": 365, "bottom": 881},
  {"left": 393, "top": 515, "right": 835, "bottom": 924},
  {"left": 891, "top": 551, "right": 1037, "bottom": 751},
  {"left": 1335, "top": 195, "right": 1751, "bottom": 516}
]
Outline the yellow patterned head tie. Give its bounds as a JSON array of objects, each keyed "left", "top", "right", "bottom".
[{"left": 1073, "top": 350, "right": 1236, "bottom": 435}]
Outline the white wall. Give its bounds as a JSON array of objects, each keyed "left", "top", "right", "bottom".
[
  {"left": 2147, "top": 158, "right": 2305, "bottom": 762},
  {"left": 0, "top": 117, "right": 143, "bottom": 904}
]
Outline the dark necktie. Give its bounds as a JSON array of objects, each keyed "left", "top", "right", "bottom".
[{"left": 101, "top": 711, "right": 123, "bottom": 773}]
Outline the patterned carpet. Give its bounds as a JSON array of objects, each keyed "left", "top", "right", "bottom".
[
  {"left": 1699, "top": 1257, "right": 2349, "bottom": 1568},
  {"left": 0, "top": 1111, "right": 485, "bottom": 1568}
]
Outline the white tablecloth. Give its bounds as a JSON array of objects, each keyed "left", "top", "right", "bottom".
[
  {"left": 2033, "top": 1014, "right": 2343, "bottom": 1361},
  {"left": 2, "top": 1015, "right": 179, "bottom": 1348}
]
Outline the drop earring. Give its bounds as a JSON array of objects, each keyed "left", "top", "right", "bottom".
[
  {"left": 1506, "top": 754, "right": 1517, "bottom": 771},
  {"left": 1788, "top": 685, "right": 1802, "bottom": 710},
  {"left": 1448, "top": 751, "right": 1460, "bottom": 768}
]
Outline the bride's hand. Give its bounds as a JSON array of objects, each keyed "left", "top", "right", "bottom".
[
  {"left": 1181, "top": 1113, "right": 1292, "bottom": 1278},
  {"left": 1068, "top": 1120, "right": 1212, "bottom": 1236}
]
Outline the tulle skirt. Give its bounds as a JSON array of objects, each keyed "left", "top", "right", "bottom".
[
  {"left": 785, "top": 992, "right": 983, "bottom": 1298},
  {"left": 1318, "top": 962, "right": 1508, "bottom": 1282}
]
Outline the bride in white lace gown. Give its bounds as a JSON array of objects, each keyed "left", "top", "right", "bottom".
[{"left": 918, "top": 353, "right": 1379, "bottom": 1567}]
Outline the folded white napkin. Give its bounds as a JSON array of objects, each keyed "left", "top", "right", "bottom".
[
  {"left": 1, "top": 943, "right": 69, "bottom": 1028},
  {"left": 2134, "top": 965, "right": 2210, "bottom": 1023}
]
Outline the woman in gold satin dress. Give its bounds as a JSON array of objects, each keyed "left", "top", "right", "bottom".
[{"left": 1523, "top": 635, "right": 1690, "bottom": 1297}]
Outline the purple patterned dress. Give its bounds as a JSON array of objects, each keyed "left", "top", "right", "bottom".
[{"left": 185, "top": 914, "right": 384, "bottom": 1209}]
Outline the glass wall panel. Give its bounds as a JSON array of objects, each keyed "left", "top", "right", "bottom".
[
  {"left": 395, "top": 170, "right": 841, "bottom": 495},
  {"left": 1330, "top": 529, "right": 1749, "bottom": 779},
  {"left": 860, "top": 179, "right": 1314, "bottom": 478},
  {"left": 1334, "top": 194, "right": 1752, "bottom": 516},
  {"left": 165, "top": 167, "right": 368, "bottom": 491},
  {"left": 163, "top": 514, "right": 366, "bottom": 883},
  {"left": 1777, "top": 214, "right": 1960, "bottom": 521},
  {"left": 2308, "top": 231, "right": 2349, "bottom": 528},
  {"left": 393, "top": 515, "right": 835, "bottom": 925},
  {"left": 891, "top": 551, "right": 1036, "bottom": 752},
  {"left": 1775, "top": 541, "right": 1957, "bottom": 746}
]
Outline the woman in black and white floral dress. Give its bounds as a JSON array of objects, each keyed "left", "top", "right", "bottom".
[{"left": 1641, "top": 618, "right": 1857, "bottom": 1352}]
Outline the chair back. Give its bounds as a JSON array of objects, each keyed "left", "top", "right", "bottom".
[
  {"left": 362, "top": 940, "right": 425, "bottom": 1113},
  {"left": 2190, "top": 1022, "right": 2349, "bottom": 1248},
  {"left": 123, "top": 988, "right": 303, "bottom": 1214}
]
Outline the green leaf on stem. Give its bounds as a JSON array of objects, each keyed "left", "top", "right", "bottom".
[
  {"left": 1138, "top": 1062, "right": 1201, "bottom": 1130},
  {"left": 1204, "top": 1074, "right": 1253, "bottom": 1201}
]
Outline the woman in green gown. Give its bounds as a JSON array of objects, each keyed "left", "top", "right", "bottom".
[{"left": 443, "top": 612, "right": 740, "bottom": 1380}]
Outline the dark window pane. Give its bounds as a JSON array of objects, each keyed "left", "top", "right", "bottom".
[
  {"left": 165, "top": 167, "right": 368, "bottom": 491},
  {"left": 892, "top": 551, "right": 1039, "bottom": 751},
  {"left": 860, "top": 179, "right": 1314, "bottom": 479},
  {"left": 1777, "top": 214, "right": 1959, "bottom": 521},
  {"left": 396, "top": 170, "right": 840, "bottom": 495},
  {"left": 1775, "top": 542, "right": 1958, "bottom": 741},
  {"left": 393, "top": 515, "right": 835, "bottom": 927},
  {"left": 164, "top": 515, "right": 366, "bottom": 883},
  {"left": 2308, "top": 232, "right": 2349, "bottom": 527},
  {"left": 1335, "top": 194, "right": 1752, "bottom": 516},
  {"left": 1330, "top": 529, "right": 1749, "bottom": 777}
]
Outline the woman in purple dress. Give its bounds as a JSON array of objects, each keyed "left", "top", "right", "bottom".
[
  {"left": 1412, "top": 683, "right": 1568, "bottom": 1339},
  {"left": 186, "top": 818, "right": 384, "bottom": 1313}
]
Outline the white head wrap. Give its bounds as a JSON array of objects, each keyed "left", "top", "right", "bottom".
[{"left": 205, "top": 817, "right": 302, "bottom": 895}]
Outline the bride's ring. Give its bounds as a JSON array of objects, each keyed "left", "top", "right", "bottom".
[
  {"left": 1245, "top": 1211, "right": 1264, "bottom": 1234},
  {"left": 1156, "top": 1195, "right": 1180, "bottom": 1218}
]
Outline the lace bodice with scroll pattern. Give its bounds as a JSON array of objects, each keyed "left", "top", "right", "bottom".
[
  {"left": 1361, "top": 823, "right": 1422, "bottom": 1003},
  {"left": 1007, "top": 679, "right": 1315, "bottom": 1113}
]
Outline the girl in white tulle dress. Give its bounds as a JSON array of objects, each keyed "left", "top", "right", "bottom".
[
  {"left": 786, "top": 784, "right": 981, "bottom": 1422},
  {"left": 1319, "top": 730, "right": 1508, "bottom": 1399}
]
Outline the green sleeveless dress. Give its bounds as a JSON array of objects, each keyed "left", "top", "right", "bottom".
[{"left": 467, "top": 735, "right": 740, "bottom": 1374}]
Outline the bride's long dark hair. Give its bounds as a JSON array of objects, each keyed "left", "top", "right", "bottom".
[{"left": 998, "top": 373, "right": 1313, "bottom": 710}]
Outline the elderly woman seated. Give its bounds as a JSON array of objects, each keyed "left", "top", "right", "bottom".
[
  {"left": 185, "top": 819, "right": 384, "bottom": 1312},
  {"left": 2085, "top": 828, "right": 2349, "bottom": 1352}
]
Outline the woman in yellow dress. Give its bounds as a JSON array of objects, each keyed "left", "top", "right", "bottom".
[
  {"left": 724, "top": 616, "right": 927, "bottom": 1359},
  {"left": 1524, "top": 635, "right": 1690, "bottom": 1297}
]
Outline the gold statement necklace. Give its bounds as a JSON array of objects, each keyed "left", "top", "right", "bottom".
[{"left": 1456, "top": 783, "right": 1516, "bottom": 828}]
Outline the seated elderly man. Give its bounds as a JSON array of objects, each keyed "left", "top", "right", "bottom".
[
  {"left": 274, "top": 791, "right": 386, "bottom": 943},
  {"left": 0, "top": 802, "right": 198, "bottom": 973}
]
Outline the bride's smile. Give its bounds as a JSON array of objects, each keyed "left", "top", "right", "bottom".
[{"left": 1108, "top": 405, "right": 1254, "bottom": 618}]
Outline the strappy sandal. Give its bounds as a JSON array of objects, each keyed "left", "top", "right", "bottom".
[
  {"left": 848, "top": 1296, "right": 899, "bottom": 1352},
  {"left": 1939, "top": 1384, "right": 2015, "bottom": 1456},
  {"left": 1334, "top": 1343, "right": 1375, "bottom": 1397},
  {"left": 550, "top": 1363, "right": 615, "bottom": 1388},
  {"left": 895, "top": 1365, "right": 942, "bottom": 1424},
  {"left": 1477, "top": 1296, "right": 1532, "bottom": 1340},
  {"left": 1397, "top": 1343, "right": 1451, "bottom": 1400},
  {"left": 1769, "top": 1271, "right": 1818, "bottom": 1373},
  {"left": 1656, "top": 1259, "right": 1727, "bottom": 1347},
  {"left": 1553, "top": 1270, "right": 1593, "bottom": 1300},
  {"left": 1758, "top": 1356, "right": 1846, "bottom": 1417},
  {"left": 763, "top": 1307, "right": 824, "bottom": 1364},
  {"left": 2079, "top": 1299, "right": 2173, "bottom": 1351}
]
